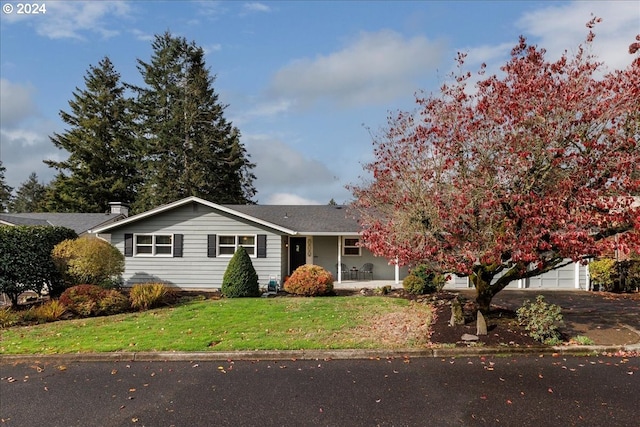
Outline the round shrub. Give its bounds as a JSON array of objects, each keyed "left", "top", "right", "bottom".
[
  {"left": 589, "top": 258, "right": 616, "bottom": 291},
  {"left": 409, "top": 264, "right": 446, "bottom": 294},
  {"left": 59, "top": 284, "right": 129, "bottom": 316},
  {"left": 403, "top": 274, "right": 427, "bottom": 295},
  {"left": 52, "top": 236, "right": 124, "bottom": 288},
  {"left": 59, "top": 284, "right": 105, "bottom": 316},
  {"left": 284, "top": 264, "right": 334, "bottom": 296},
  {"left": 221, "top": 247, "right": 260, "bottom": 298}
]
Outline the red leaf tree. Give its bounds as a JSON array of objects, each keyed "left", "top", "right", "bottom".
[{"left": 350, "top": 21, "right": 640, "bottom": 312}]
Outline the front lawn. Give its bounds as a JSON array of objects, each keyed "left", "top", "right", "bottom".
[{"left": 0, "top": 296, "right": 434, "bottom": 354}]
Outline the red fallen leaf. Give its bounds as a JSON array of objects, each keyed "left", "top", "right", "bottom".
[
  {"left": 506, "top": 400, "right": 513, "bottom": 404},
  {"left": 480, "top": 395, "right": 487, "bottom": 400},
  {"left": 548, "top": 388, "right": 553, "bottom": 393}
]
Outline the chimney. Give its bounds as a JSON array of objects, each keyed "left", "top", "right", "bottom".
[{"left": 109, "top": 202, "right": 129, "bottom": 217}]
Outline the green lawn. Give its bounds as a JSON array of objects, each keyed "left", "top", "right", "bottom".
[{"left": 0, "top": 296, "right": 433, "bottom": 354}]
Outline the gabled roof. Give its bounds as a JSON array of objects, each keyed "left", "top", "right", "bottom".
[
  {"left": 90, "top": 196, "right": 361, "bottom": 235},
  {"left": 0, "top": 212, "right": 125, "bottom": 235}
]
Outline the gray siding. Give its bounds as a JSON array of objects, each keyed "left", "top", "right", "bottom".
[{"left": 112, "top": 203, "right": 282, "bottom": 289}]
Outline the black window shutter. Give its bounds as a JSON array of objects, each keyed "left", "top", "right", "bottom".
[
  {"left": 257, "top": 234, "right": 267, "bottom": 258},
  {"left": 207, "top": 234, "right": 217, "bottom": 257},
  {"left": 124, "top": 234, "right": 133, "bottom": 257},
  {"left": 173, "top": 234, "right": 183, "bottom": 257}
]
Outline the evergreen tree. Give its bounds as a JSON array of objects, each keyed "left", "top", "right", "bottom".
[
  {"left": 132, "top": 32, "right": 255, "bottom": 212},
  {"left": 44, "top": 57, "right": 139, "bottom": 213},
  {"left": 0, "top": 161, "right": 13, "bottom": 212},
  {"left": 9, "top": 172, "right": 47, "bottom": 213}
]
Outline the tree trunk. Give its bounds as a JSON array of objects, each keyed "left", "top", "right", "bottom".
[{"left": 472, "top": 275, "right": 496, "bottom": 313}]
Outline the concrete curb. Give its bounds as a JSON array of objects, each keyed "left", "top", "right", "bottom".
[{"left": 2, "top": 344, "right": 639, "bottom": 365}]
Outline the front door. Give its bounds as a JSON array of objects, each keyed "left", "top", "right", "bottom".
[{"left": 289, "top": 237, "right": 306, "bottom": 274}]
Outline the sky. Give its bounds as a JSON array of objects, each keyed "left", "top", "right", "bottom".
[{"left": 1, "top": 1, "right": 638, "bottom": 206}]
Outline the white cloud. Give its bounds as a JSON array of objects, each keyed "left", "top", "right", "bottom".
[
  {"left": 4, "top": 1, "right": 133, "bottom": 40},
  {"left": 243, "top": 2, "right": 271, "bottom": 14},
  {"left": 516, "top": 1, "right": 639, "bottom": 70},
  {"left": 268, "top": 30, "right": 447, "bottom": 108},
  {"left": 265, "top": 193, "right": 321, "bottom": 205},
  {"left": 0, "top": 79, "right": 39, "bottom": 127}
]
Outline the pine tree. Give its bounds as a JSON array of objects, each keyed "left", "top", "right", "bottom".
[
  {"left": 132, "top": 32, "right": 256, "bottom": 212},
  {"left": 9, "top": 172, "right": 47, "bottom": 213},
  {"left": 0, "top": 161, "right": 13, "bottom": 212},
  {"left": 44, "top": 57, "right": 139, "bottom": 213}
]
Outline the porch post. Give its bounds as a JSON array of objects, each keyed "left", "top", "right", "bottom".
[
  {"left": 574, "top": 262, "right": 581, "bottom": 290},
  {"left": 337, "top": 237, "right": 342, "bottom": 284},
  {"left": 394, "top": 258, "right": 399, "bottom": 285}
]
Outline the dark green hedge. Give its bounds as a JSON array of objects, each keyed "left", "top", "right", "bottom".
[{"left": 0, "top": 225, "right": 78, "bottom": 306}]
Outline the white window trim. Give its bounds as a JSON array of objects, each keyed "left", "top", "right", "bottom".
[
  {"left": 218, "top": 234, "right": 257, "bottom": 257},
  {"left": 134, "top": 233, "right": 173, "bottom": 257},
  {"left": 342, "top": 237, "right": 361, "bottom": 257}
]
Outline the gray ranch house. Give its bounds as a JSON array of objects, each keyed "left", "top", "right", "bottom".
[
  {"left": 90, "top": 196, "right": 591, "bottom": 291},
  {"left": 90, "top": 196, "right": 409, "bottom": 290}
]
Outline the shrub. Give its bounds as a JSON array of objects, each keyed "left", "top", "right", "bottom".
[
  {"left": 516, "top": 295, "right": 563, "bottom": 344},
  {"left": 0, "top": 225, "right": 77, "bottom": 306},
  {"left": 59, "top": 284, "right": 106, "bottom": 317},
  {"left": 35, "top": 299, "right": 67, "bottom": 322},
  {"left": 409, "top": 264, "right": 446, "bottom": 293},
  {"left": 129, "top": 283, "right": 175, "bottom": 311},
  {"left": 403, "top": 274, "right": 427, "bottom": 295},
  {"left": 221, "top": 247, "right": 260, "bottom": 298},
  {"left": 98, "top": 289, "right": 131, "bottom": 315},
  {"left": 589, "top": 258, "right": 617, "bottom": 291},
  {"left": 284, "top": 264, "right": 334, "bottom": 296},
  {"left": 0, "top": 307, "right": 19, "bottom": 328},
  {"left": 52, "top": 236, "right": 124, "bottom": 288}
]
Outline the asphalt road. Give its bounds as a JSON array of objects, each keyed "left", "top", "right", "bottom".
[{"left": 1, "top": 355, "right": 638, "bottom": 426}]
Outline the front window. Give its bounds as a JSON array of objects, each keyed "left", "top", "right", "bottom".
[
  {"left": 135, "top": 234, "right": 173, "bottom": 256},
  {"left": 343, "top": 237, "right": 361, "bottom": 256},
  {"left": 219, "top": 235, "right": 256, "bottom": 256}
]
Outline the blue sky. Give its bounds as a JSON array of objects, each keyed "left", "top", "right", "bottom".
[{"left": 1, "top": 1, "right": 638, "bottom": 205}]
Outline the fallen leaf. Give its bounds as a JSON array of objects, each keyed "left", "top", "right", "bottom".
[
  {"left": 111, "top": 369, "right": 118, "bottom": 375},
  {"left": 548, "top": 388, "right": 553, "bottom": 393},
  {"left": 129, "top": 388, "right": 136, "bottom": 392}
]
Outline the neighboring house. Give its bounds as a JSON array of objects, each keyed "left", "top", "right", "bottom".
[
  {"left": 0, "top": 202, "right": 129, "bottom": 235},
  {"left": 90, "top": 196, "right": 409, "bottom": 290}
]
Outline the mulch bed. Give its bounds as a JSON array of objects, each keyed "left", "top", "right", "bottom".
[{"left": 336, "top": 288, "right": 542, "bottom": 347}]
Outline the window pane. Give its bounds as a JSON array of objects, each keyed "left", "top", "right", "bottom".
[
  {"left": 344, "top": 247, "right": 360, "bottom": 255},
  {"left": 136, "top": 246, "right": 153, "bottom": 254},
  {"left": 156, "top": 246, "right": 172, "bottom": 255},
  {"left": 137, "top": 235, "right": 153, "bottom": 245},
  {"left": 243, "top": 247, "right": 255, "bottom": 255},
  {"left": 155, "top": 235, "right": 172, "bottom": 245},
  {"left": 219, "top": 247, "right": 235, "bottom": 255},
  {"left": 344, "top": 238, "right": 359, "bottom": 247},
  {"left": 219, "top": 236, "right": 235, "bottom": 245},
  {"left": 238, "top": 235, "right": 255, "bottom": 245}
]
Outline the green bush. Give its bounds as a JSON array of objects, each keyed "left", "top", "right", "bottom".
[
  {"left": 0, "top": 225, "right": 78, "bottom": 306},
  {"left": 404, "top": 265, "right": 445, "bottom": 294},
  {"left": 403, "top": 274, "right": 427, "bottom": 295},
  {"left": 59, "top": 284, "right": 105, "bottom": 317},
  {"left": 221, "top": 247, "right": 260, "bottom": 298},
  {"left": 516, "top": 295, "right": 563, "bottom": 344},
  {"left": 52, "top": 236, "right": 125, "bottom": 288},
  {"left": 129, "top": 283, "right": 175, "bottom": 311},
  {"left": 589, "top": 258, "right": 617, "bottom": 291},
  {"left": 283, "top": 264, "right": 334, "bottom": 296}
]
